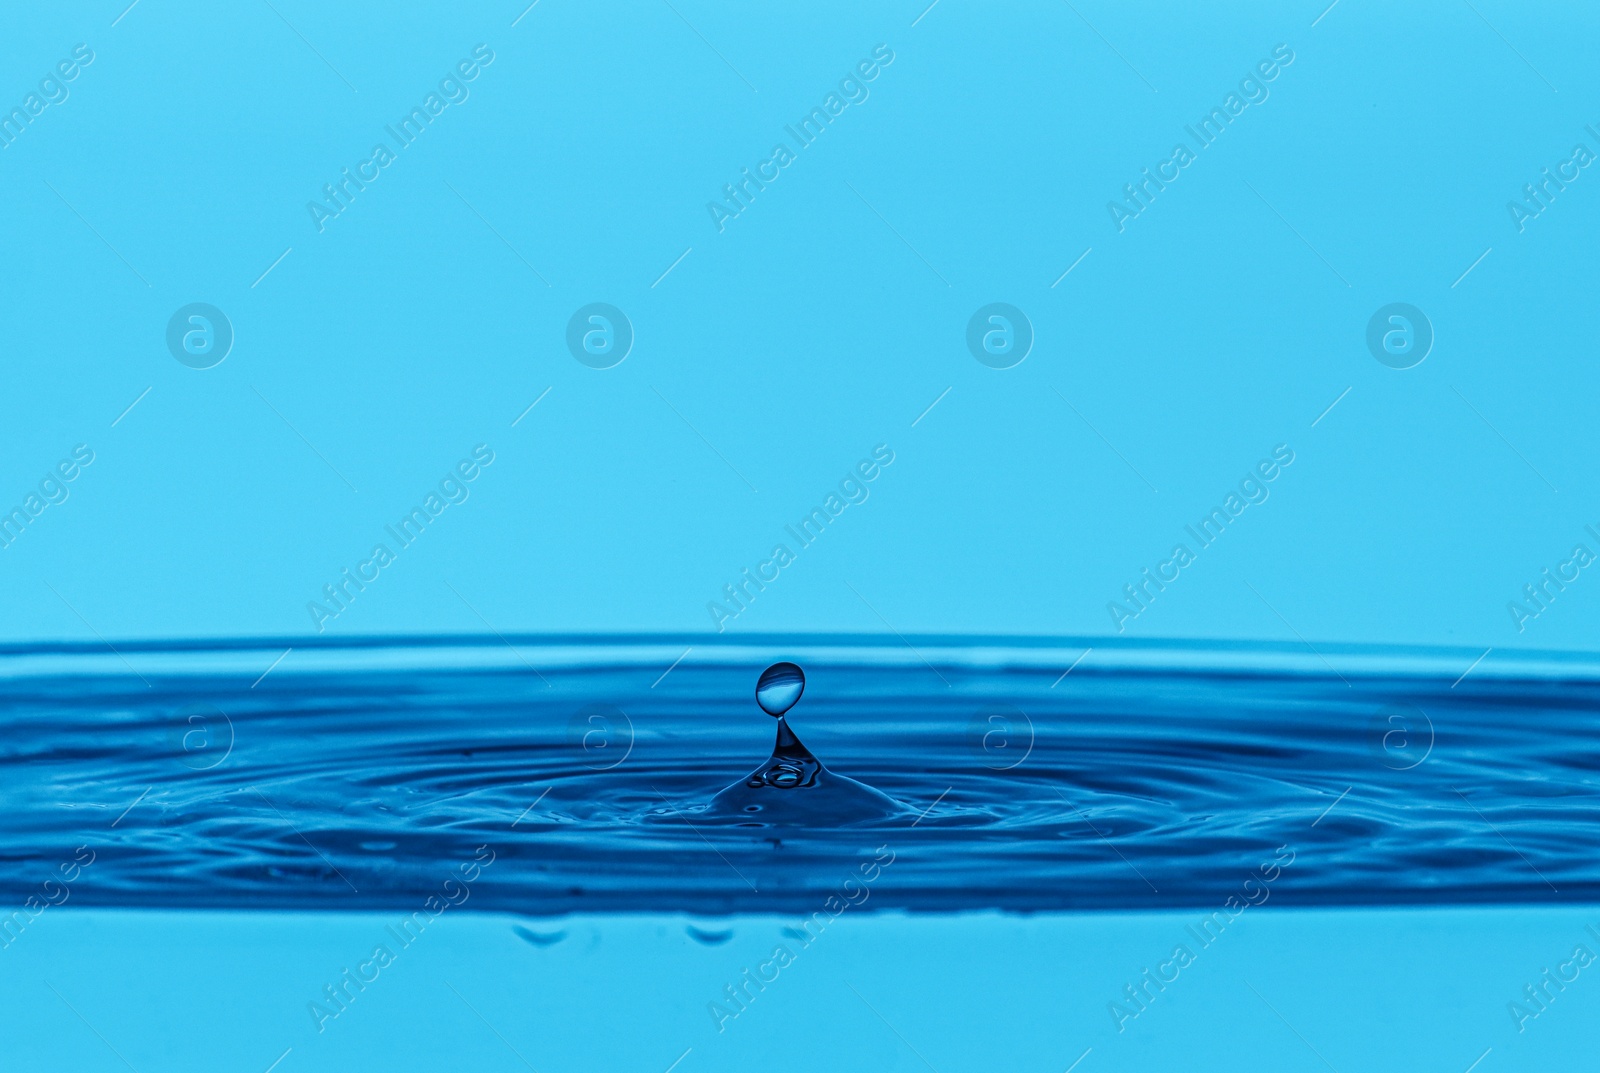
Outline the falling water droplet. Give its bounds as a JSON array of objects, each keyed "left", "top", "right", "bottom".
[{"left": 755, "top": 662, "right": 805, "bottom": 717}]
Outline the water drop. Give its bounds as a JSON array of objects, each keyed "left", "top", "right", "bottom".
[
  {"left": 756, "top": 662, "right": 804, "bottom": 717},
  {"left": 512, "top": 925, "right": 567, "bottom": 947},
  {"left": 692, "top": 662, "right": 911, "bottom": 825},
  {"left": 686, "top": 925, "right": 734, "bottom": 945}
]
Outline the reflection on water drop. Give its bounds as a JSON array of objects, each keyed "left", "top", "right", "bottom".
[
  {"left": 769, "top": 765, "right": 803, "bottom": 788},
  {"left": 755, "top": 662, "right": 805, "bottom": 717}
]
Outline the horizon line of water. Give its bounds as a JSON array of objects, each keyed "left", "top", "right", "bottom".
[{"left": 2, "top": 633, "right": 1596, "bottom": 684}]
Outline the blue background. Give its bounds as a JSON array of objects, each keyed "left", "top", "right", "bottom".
[
  {"left": 7, "top": 907, "right": 1596, "bottom": 1072},
  {"left": 3, "top": 0, "right": 1598, "bottom": 654}
]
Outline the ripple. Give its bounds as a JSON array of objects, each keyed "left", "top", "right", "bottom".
[{"left": 2, "top": 638, "right": 1598, "bottom": 912}]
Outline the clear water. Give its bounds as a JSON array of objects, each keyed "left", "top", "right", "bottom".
[
  {"left": 6, "top": 2, "right": 1599, "bottom": 1068},
  {"left": 5, "top": 637, "right": 1599, "bottom": 1068}
]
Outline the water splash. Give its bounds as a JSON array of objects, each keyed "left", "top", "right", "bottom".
[
  {"left": 699, "top": 662, "right": 912, "bottom": 826},
  {"left": 7, "top": 637, "right": 1600, "bottom": 913}
]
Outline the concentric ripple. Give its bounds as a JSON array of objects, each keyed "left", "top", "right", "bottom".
[{"left": 1, "top": 636, "right": 1597, "bottom": 914}]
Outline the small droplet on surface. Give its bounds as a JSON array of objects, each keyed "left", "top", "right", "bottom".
[
  {"left": 685, "top": 925, "right": 735, "bottom": 945},
  {"left": 512, "top": 925, "right": 568, "bottom": 947},
  {"left": 756, "top": 662, "right": 805, "bottom": 717}
]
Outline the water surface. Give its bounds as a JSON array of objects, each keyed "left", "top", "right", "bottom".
[{"left": 5, "top": 635, "right": 1595, "bottom": 913}]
